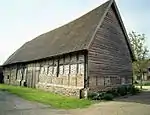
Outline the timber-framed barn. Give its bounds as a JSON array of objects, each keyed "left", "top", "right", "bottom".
[{"left": 2, "top": 0, "right": 134, "bottom": 97}]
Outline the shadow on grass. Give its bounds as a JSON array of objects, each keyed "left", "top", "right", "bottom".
[
  {"left": 0, "top": 88, "right": 7, "bottom": 91},
  {"left": 114, "top": 90, "right": 150, "bottom": 105}
]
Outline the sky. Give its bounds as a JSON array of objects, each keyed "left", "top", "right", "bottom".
[{"left": 0, "top": 0, "right": 150, "bottom": 65}]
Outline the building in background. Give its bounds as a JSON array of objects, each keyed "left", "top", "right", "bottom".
[{"left": 134, "top": 60, "right": 150, "bottom": 83}]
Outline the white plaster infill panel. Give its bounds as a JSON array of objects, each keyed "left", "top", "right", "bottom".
[
  {"left": 70, "top": 64, "right": 77, "bottom": 75},
  {"left": 37, "top": 82, "right": 84, "bottom": 89},
  {"left": 78, "top": 63, "right": 84, "bottom": 75},
  {"left": 64, "top": 65, "right": 69, "bottom": 76},
  {"left": 59, "top": 65, "right": 64, "bottom": 75},
  {"left": 48, "top": 66, "right": 53, "bottom": 76}
]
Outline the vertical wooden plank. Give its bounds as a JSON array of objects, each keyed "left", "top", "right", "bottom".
[
  {"left": 84, "top": 53, "right": 88, "bottom": 88},
  {"left": 68, "top": 54, "right": 71, "bottom": 86}
]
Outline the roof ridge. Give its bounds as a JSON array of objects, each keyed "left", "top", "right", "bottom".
[{"left": 29, "top": 0, "right": 112, "bottom": 43}]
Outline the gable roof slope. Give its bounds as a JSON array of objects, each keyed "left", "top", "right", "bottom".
[
  {"left": 3, "top": 0, "right": 134, "bottom": 66},
  {"left": 3, "top": 0, "right": 111, "bottom": 65}
]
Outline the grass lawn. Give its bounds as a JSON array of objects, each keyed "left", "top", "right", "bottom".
[{"left": 0, "top": 84, "right": 91, "bottom": 109}]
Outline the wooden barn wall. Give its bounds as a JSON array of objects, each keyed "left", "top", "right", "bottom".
[
  {"left": 0, "top": 67, "right": 4, "bottom": 83},
  {"left": 3, "top": 52, "right": 86, "bottom": 97},
  {"left": 88, "top": 7, "right": 133, "bottom": 92}
]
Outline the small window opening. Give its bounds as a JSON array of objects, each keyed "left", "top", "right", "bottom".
[{"left": 7, "top": 75, "right": 9, "bottom": 79}]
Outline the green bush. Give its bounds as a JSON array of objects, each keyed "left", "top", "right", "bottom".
[
  {"left": 88, "top": 92, "right": 98, "bottom": 100},
  {"left": 143, "top": 82, "right": 150, "bottom": 86},
  {"left": 117, "top": 85, "right": 127, "bottom": 96},
  {"left": 88, "top": 85, "right": 140, "bottom": 101},
  {"left": 106, "top": 88, "right": 119, "bottom": 97},
  {"left": 129, "top": 86, "right": 140, "bottom": 95},
  {"left": 88, "top": 92, "right": 114, "bottom": 100},
  {"left": 88, "top": 92, "right": 103, "bottom": 100},
  {"left": 117, "top": 85, "right": 141, "bottom": 96},
  {"left": 126, "top": 84, "right": 133, "bottom": 93},
  {"left": 92, "top": 94, "right": 101, "bottom": 100},
  {"left": 102, "top": 93, "right": 114, "bottom": 101}
]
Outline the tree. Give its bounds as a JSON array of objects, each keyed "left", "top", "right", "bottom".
[{"left": 129, "top": 31, "right": 149, "bottom": 89}]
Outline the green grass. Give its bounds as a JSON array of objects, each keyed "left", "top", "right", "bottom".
[
  {"left": 0, "top": 84, "right": 91, "bottom": 109},
  {"left": 135, "top": 82, "right": 150, "bottom": 86}
]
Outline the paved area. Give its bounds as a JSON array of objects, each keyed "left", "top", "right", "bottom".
[
  {"left": 1, "top": 90, "right": 150, "bottom": 115},
  {"left": 70, "top": 91, "right": 150, "bottom": 115},
  {"left": 0, "top": 91, "right": 69, "bottom": 115}
]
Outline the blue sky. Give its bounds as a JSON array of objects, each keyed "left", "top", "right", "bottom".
[{"left": 0, "top": 0, "right": 149, "bottom": 64}]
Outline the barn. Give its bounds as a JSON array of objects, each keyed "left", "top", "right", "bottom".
[{"left": 2, "top": 0, "right": 134, "bottom": 97}]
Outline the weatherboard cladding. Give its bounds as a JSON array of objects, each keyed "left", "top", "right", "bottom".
[{"left": 3, "top": 0, "right": 133, "bottom": 66}]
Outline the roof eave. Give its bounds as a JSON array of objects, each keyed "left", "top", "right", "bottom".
[
  {"left": 112, "top": 1, "right": 136, "bottom": 61},
  {"left": 2, "top": 49, "right": 88, "bottom": 67}
]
